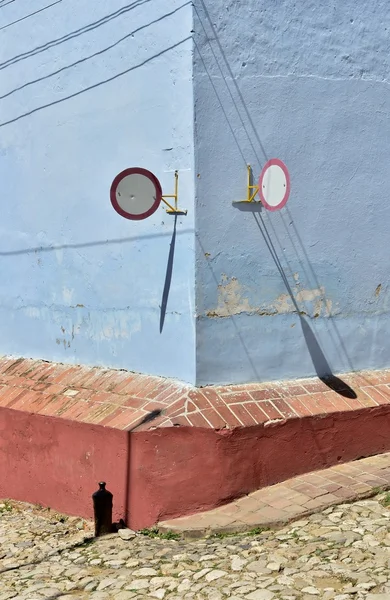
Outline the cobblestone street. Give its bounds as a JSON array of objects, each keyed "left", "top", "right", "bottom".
[{"left": 1, "top": 495, "right": 390, "bottom": 600}]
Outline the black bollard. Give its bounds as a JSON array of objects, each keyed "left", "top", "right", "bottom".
[{"left": 92, "top": 482, "right": 113, "bottom": 537}]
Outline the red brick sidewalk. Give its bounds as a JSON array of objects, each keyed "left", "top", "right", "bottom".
[
  {"left": 158, "top": 452, "right": 390, "bottom": 537},
  {"left": 0, "top": 356, "right": 389, "bottom": 431}
]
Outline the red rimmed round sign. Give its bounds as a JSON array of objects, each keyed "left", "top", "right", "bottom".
[
  {"left": 258, "top": 158, "right": 290, "bottom": 212},
  {"left": 110, "top": 167, "right": 162, "bottom": 220}
]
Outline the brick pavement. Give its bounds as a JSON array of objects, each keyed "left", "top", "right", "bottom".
[
  {"left": 0, "top": 356, "right": 389, "bottom": 431},
  {"left": 158, "top": 452, "right": 390, "bottom": 536}
]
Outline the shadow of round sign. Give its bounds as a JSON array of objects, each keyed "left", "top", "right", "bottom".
[
  {"left": 258, "top": 158, "right": 290, "bottom": 211},
  {"left": 110, "top": 167, "right": 162, "bottom": 220}
]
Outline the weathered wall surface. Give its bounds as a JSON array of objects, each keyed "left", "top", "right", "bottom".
[
  {"left": 0, "top": 0, "right": 195, "bottom": 382},
  {"left": 194, "top": 0, "right": 390, "bottom": 385}
]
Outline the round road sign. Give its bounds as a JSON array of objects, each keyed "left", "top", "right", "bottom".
[
  {"left": 110, "top": 167, "right": 162, "bottom": 220},
  {"left": 258, "top": 158, "right": 290, "bottom": 212}
]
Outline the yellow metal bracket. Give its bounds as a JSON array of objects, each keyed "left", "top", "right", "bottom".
[
  {"left": 162, "top": 171, "right": 187, "bottom": 215},
  {"left": 234, "top": 165, "right": 261, "bottom": 204}
]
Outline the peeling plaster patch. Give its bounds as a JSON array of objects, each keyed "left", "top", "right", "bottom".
[
  {"left": 273, "top": 293, "right": 293, "bottom": 314},
  {"left": 274, "top": 287, "right": 333, "bottom": 318},
  {"left": 212, "top": 276, "right": 255, "bottom": 317},
  {"left": 325, "top": 299, "right": 333, "bottom": 316},
  {"left": 207, "top": 276, "right": 334, "bottom": 319},
  {"left": 295, "top": 286, "right": 324, "bottom": 303}
]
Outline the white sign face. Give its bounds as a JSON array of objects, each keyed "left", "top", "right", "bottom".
[
  {"left": 258, "top": 159, "right": 290, "bottom": 211},
  {"left": 110, "top": 168, "right": 162, "bottom": 220}
]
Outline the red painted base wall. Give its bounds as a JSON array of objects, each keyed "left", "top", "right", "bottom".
[{"left": 1, "top": 406, "right": 390, "bottom": 529}]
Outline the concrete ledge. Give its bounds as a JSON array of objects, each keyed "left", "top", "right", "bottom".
[{"left": 0, "top": 357, "right": 390, "bottom": 529}]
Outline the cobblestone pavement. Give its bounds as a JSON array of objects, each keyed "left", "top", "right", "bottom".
[{"left": 1, "top": 495, "right": 390, "bottom": 600}]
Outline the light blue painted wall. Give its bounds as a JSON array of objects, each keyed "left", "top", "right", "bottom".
[
  {"left": 3, "top": 0, "right": 390, "bottom": 387},
  {"left": 0, "top": 0, "right": 196, "bottom": 383},
  {"left": 194, "top": 0, "right": 390, "bottom": 385}
]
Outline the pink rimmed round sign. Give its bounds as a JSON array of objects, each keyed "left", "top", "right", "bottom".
[{"left": 258, "top": 158, "right": 290, "bottom": 211}]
